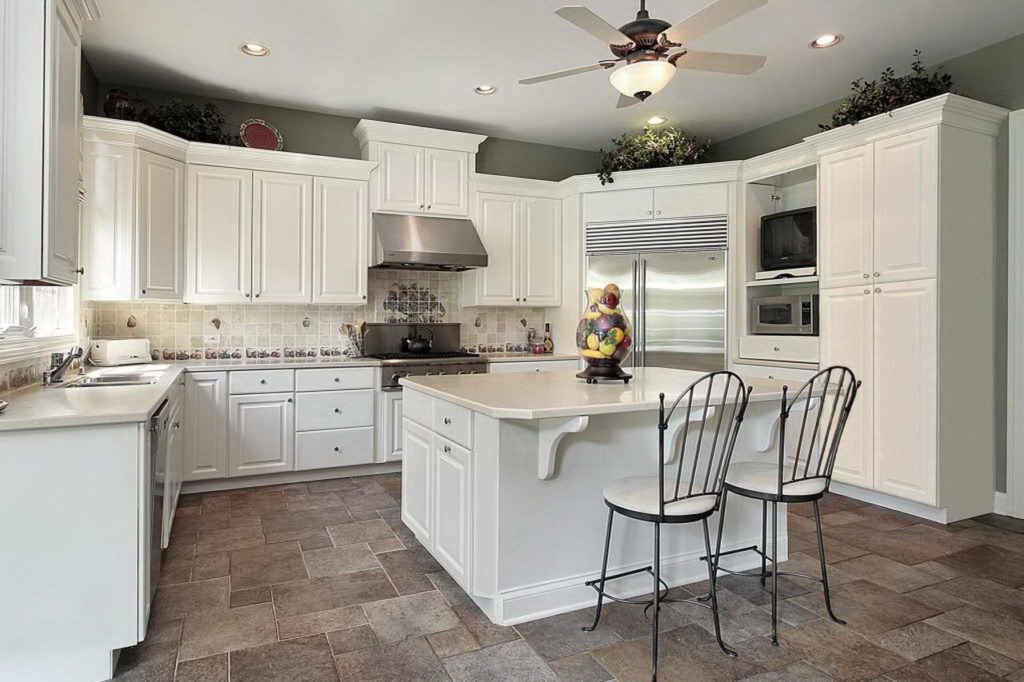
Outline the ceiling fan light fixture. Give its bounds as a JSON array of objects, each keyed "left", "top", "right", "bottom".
[
  {"left": 240, "top": 42, "right": 270, "bottom": 57},
  {"left": 473, "top": 84, "right": 498, "bottom": 95},
  {"left": 809, "top": 33, "right": 842, "bottom": 49},
  {"left": 610, "top": 60, "right": 675, "bottom": 101}
]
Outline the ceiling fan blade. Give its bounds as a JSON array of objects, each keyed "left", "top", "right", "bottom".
[
  {"left": 519, "top": 62, "right": 614, "bottom": 85},
  {"left": 671, "top": 50, "right": 767, "bottom": 74},
  {"left": 660, "top": 0, "right": 768, "bottom": 46},
  {"left": 616, "top": 93, "right": 641, "bottom": 109},
  {"left": 555, "top": 6, "right": 633, "bottom": 48}
]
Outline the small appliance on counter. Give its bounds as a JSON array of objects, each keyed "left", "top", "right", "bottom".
[
  {"left": 754, "top": 206, "right": 817, "bottom": 280},
  {"left": 89, "top": 339, "right": 152, "bottom": 366}
]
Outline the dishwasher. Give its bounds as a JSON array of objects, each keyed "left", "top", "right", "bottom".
[{"left": 146, "top": 399, "right": 170, "bottom": 622}]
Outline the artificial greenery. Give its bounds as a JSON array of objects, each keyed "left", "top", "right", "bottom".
[
  {"left": 140, "top": 99, "right": 237, "bottom": 144},
  {"left": 819, "top": 50, "right": 955, "bottom": 131},
  {"left": 596, "top": 125, "right": 710, "bottom": 185}
]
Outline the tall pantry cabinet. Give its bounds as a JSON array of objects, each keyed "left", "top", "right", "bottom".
[{"left": 815, "top": 95, "right": 1005, "bottom": 521}]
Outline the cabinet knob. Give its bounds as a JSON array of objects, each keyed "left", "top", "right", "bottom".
[
  {"left": 362, "top": 295, "right": 367, "bottom": 300},
  {"left": 873, "top": 272, "right": 880, "bottom": 277},
  {"left": 443, "top": 417, "right": 452, "bottom": 425},
  {"left": 255, "top": 293, "right": 260, "bottom": 298},
  {"left": 75, "top": 267, "right": 85, "bottom": 275},
  {"left": 334, "top": 446, "right": 341, "bottom": 452},
  {"left": 419, "top": 204, "right": 424, "bottom": 209},
  {"left": 443, "top": 445, "right": 451, "bottom": 453},
  {"left": 427, "top": 205, "right": 432, "bottom": 209},
  {"left": 334, "top": 377, "right": 340, "bottom": 382},
  {"left": 141, "top": 289, "right": 147, "bottom": 295},
  {"left": 864, "top": 289, "right": 870, "bottom": 295},
  {"left": 173, "top": 421, "right": 180, "bottom": 429},
  {"left": 655, "top": 210, "right": 661, "bottom": 215},
  {"left": 516, "top": 297, "right": 521, "bottom": 302},
  {"left": 773, "top": 346, "right": 780, "bottom": 352},
  {"left": 260, "top": 379, "right": 267, "bottom": 384},
  {"left": 862, "top": 273, "right": 869, "bottom": 279},
  {"left": 287, "top": 398, "right": 293, "bottom": 403},
  {"left": 875, "top": 287, "right": 881, "bottom": 293},
  {"left": 245, "top": 292, "right": 251, "bottom": 297},
  {"left": 646, "top": 210, "right": 652, "bottom": 215},
  {"left": 334, "top": 408, "right": 342, "bottom": 413}
]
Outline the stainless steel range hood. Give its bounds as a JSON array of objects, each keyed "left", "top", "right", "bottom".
[{"left": 371, "top": 213, "right": 488, "bottom": 271}]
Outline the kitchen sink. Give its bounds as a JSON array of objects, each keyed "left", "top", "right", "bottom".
[{"left": 65, "top": 374, "right": 160, "bottom": 388}]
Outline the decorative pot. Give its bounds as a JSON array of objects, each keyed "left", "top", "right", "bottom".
[
  {"left": 575, "top": 284, "right": 633, "bottom": 384},
  {"left": 103, "top": 89, "right": 136, "bottom": 120}
]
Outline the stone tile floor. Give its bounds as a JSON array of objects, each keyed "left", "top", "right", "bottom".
[{"left": 114, "top": 473, "right": 1024, "bottom": 681}]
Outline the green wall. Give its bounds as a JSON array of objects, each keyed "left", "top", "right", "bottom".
[{"left": 80, "top": 60, "right": 600, "bottom": 182}]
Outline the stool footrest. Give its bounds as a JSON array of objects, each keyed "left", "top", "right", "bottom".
[{"left": 585, "top": 566, "right": 671, "bottom": 607}]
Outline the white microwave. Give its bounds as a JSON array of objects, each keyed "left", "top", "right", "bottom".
[{"left": 751, "top": 295, "right": 818, "bottom": 336}]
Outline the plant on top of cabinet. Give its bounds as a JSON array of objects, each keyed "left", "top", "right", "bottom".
[
  {"left": 596, "top": 125, "right": 710, "bottom": 185},
  {"left": 139, "top": 97, "right": 239, "bottom": 145},
  {"left": 819, "top": 51, "right": 955, "bottom": 131}
]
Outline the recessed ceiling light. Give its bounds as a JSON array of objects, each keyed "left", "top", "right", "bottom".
[
  {"left": 240, "top": 43, "right": 270, "bottom": 57},
  {"left": 647, "top": 115, "right": 668, "bottom": 125},
  {"left": 809, "top": 33, "right": 842, "bottom": 49},
  {"left": 474, "top": 84, "right": 497, "bottom": 95}
]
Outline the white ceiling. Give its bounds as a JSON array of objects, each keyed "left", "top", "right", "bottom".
[{"left": 83, "top": 0, "right": 1024, "bottom": 151}]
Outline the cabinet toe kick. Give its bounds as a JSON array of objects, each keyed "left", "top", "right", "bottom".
[{"left": 536, "top": 416, "right": 589, "bottom": 480}]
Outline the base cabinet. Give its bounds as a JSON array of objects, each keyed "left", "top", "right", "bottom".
[
  {"left": 228, "top": 393, "right": 294, "bottom": 476},
  {"left": 378, "top": 390, "right": 404, "bottom": 462},
  {"left": 433, "top": 436, "right": 470, "bottom": 582},
  {"left": 184, "top": 372, "right": 229, "bottom": 481},
  {"left": 402, "top": 419, "right": 433, "bottom": 543}
]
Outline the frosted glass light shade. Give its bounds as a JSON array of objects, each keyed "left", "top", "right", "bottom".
[{"left": 609, "top": 60, "right": 675, "bottom": 101}]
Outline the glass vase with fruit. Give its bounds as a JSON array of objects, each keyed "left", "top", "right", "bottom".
[{"left": 575, "top": 284, "right": 633, "bottom": 384}]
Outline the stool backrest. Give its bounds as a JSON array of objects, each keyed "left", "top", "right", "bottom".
[
  {"left": 658, "top": 371, "right": 752, "bottom": 517},
  {"left": 778, "top": 365, "right": 861, "bottom": 495}
]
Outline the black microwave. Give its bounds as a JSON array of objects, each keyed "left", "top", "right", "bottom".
[{"left": 760, "top": 207, "right": 816, "bottom": 272}]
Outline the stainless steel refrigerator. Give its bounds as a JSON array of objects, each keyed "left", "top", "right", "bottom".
[{"left": 587, "top": 251, "right": 726, "bottom": 372}]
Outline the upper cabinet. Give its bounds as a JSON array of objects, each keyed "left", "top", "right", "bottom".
[
  {"left": 583, "top": 183, "right": 729, "bottom": 224},
  {"left": 186, "top": 165, "right": 253, "bottom": 303},
  {"left": 252, "top": 171, "right": 312, "bottom": 303},
  {"left": 354, "top": 120, "right": 485, "bottom": 218},
  {"left": 0, "top": 0, "right": 97, "bottom": 284},
  {"left": 312, "top": 177, "right": 368, "bottom": 304}
]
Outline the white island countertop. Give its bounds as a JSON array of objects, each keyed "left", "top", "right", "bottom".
[{"left": 401, "top": 367, "right": 790, "bottom": 419}]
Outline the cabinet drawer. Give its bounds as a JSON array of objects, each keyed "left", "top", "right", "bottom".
[
  {"left": 296, "top": 367, "right": 374, "bottom": 391},
  {"left": 295, "top": 427, "right": 374, "bottom": 470},
  {"left": 295, "top": 389, "right": 374, "bottom": 431},
  {"left": 433, "top": 400, "right": 471, "bottom": 448},
  {"left": 488, "top": 359, "right": 579, "bottom": 373},
  {"left": 403, "top": 389, "right": 432, "bottom": 427},
  {"left": 230, "top": 369, "right": 294, "bottom": 394},
  {"left": 738, "top": 336, "right": 820, "bottom": 364}
]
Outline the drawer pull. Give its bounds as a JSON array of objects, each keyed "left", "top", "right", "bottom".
[
  {"left": 334, "top": 377, "right": 340, "bottom": 382},
  {"left": 443, "top": 445, "right": 451, "bottom": 453},
  {"left": 334, "top": 408, "right": 342, "bottom": 413},
  {"left": 773, "top": 346, "right": 780, "bottom": 352},
  {"left": 443, "top": 417, "right": 452, "bottom": 425},
  {"left": 260, "top": 379, "right": 267, "bottom": 384},
  {"left": 334, "top": 446, "right": 341, "bottom": 452}
]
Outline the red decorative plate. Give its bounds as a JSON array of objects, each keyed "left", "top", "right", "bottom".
[{"left": 240, "top": 118, "right": 283, "bottom": 150}]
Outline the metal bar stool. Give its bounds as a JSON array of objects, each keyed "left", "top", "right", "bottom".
[
  {"left": 709, "top": 366, "right": 861, "bottom": 645},
  {"left": 582, "top": 371, "right": 753, "bottom": 681}
]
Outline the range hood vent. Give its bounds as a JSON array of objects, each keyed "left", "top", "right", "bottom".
[{"left": 371, "top": 213, "right": 488, "bottom": 271}]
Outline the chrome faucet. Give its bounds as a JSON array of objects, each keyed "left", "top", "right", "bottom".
[{"left": 43, "top": 345, "right": 83, "bottom": 386}]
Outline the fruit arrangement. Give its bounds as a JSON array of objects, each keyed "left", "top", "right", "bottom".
[{"left": 576, "top": 284, "right": 633, "bottom": 364}]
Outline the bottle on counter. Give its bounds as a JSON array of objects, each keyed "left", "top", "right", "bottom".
[{"left": 543, "top": 323, "right": 554, "bottom": 354}]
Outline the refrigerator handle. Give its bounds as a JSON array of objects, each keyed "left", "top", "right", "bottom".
[
  {"left": 639, "top": 258, "right": 647, "bottom": 368},
  {"left": 631, "top": 258, "right": 640, "bottom": 369}
]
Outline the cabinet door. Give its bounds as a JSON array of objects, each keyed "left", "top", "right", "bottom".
[
  {"left": 401, "top": 419, "right": 432, "bottom": 543},
  {"left": 653, "top": 183, "right": 728, "bottom": 219},
  {"left": 42, "top": 0, "right": 82, "bottom": 283},
  {"left": 378, "top": 391, "right": 404, "bottom": 463},
  {"left": 184, "top": 372, "right": 229, "bottom": 480},
  {"left": 872, "top": 279, "right": 937, "bottom": 505},
  {"left": 229, "top": 392, "right": 295, "bottom": 476},
  {"left": 474, "top": 193, "right": 520, "bottom": 305},
  {"left": 819, "top": 145, "right": 873, "bottom": 289},
  {"left": 433, "top": 436, "right": 470, "bottom": 585},
  {"left": 520, "top": 196, "right": 562, "bottom": 307},
  {"left": 81, "top": 140, "right": 134, "bottom": 300},
  {"left": 163, "top": 401, "right": 184, "bottom": 548},
  {"left": 424, "top": 148, "right": 469, "bottom": 216},
  {"left": 137, "top": 150, "right": 184, "bottom": 300},
  {"left": 313, "top": 177, "right": 368, "bottom": 304},
  {"left": 583, "top": 188, "right": 653, "bottom": 223},
  {"left": 872, "top": 128, "right": 938, "bottom": 283},
  {"left": 378, "top": 142, "right": 424, "bottom": 213},
  {"left": 186, "top": 166, "right": 252, "bottom": 302},
  {"left": 819, "top": 285, "right": 874, "bottom": 489},
  {"left": 253, "top": 171, "right": 312, "bottom": 303}
]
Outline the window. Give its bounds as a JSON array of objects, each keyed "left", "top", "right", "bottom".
[{"left": 0, "top": 286, "right": 77, "bottom": 359}]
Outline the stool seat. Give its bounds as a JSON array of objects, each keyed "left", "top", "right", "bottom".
[
  {"left": 604, "top": 476, "right": 717, "bottom": 518},
  {"left": 725, "top": 462, "right": 828, "bottom": 498}
]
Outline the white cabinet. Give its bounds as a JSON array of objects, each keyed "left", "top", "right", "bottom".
[
  {"left": 378, "top": 390, "right": 404, "bottom": 463},
  {"left": 738, "top": 335, "right": 820, "bottom": 364},
  {"left": 253, "top": 171, "right": 312, "bottom": 303},
  {"left": 433, "top": 435, "right": 470, "bottom": 583},
  {"left": 313, "top": 177, "right": 368, "bottom": 304},
  {"left": 228, "top": 393, "right": 294, "bottom": 476},
  {"left": 184, "top": 372, "right": 229, "bottom": 481},
  {"left": 463, "top": 192, "right": 562, "bottom": 307},
  {"left": 0, "top": 0, "right": 93, "bottom": 284},
  {"left": 871, "top": 279, "right": 936, "bottom": 504},
  {"left": 819, "top": 286, "right": 874, "bottom": 489},
  {"left": 378, "top": 142, "right": 424, "bottom": 213},
  {"left": 819, "top": 128, "right": 937, "bottom": 290},
  {"left": 163, "top": 383, "right": 185, "bottom": 548},
  {"left": 425, "top": 148, "right": 469, "bottom": 216},
  {"left": 186, "top": 165, "right": 253, "bottom": 303},
  {"left": 402, "top": 418, "right": 433, "bottom": 543},
  {"left": 81, "top": 130, "right": 186, "bottom": 301},
  {"left": 583, "top": 184, "right": 729, "bottom": 224}
]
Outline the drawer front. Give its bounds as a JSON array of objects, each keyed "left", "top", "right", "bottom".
[
  {"left": 403, "top": 389, "right": 432, "bottom": 427},
  {"left": 296, "top": 367, "right": 375, "bottom": 392},
  {"left": 295, "top": 389, "right": 374, "bottom": 431},
  {"left": 488, "top": 359, "right": 579, "bottom": 373},
  {"left": 433, "top": 400, "right": 471, "bottom": 448},
  {"left": 295, "top": 427, "right": 374, "bottom": 470},
  {"left": 230, "top": 369, "right": 295, "bottom": 394},
  {"left": 738, "top": 336, "right": 820, "bottom": 364}
]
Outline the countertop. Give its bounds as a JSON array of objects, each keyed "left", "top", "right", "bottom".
[
  {"left": 478, "top": 353, "right": 578, "bottom": 363},
  {"left": 401, "top": 367, "right": 790, "bottom": 420}
]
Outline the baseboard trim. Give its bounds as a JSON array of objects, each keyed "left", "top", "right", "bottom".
[
  {"left": 829, "top": 482, "right": 949, "bottom": 523},
  {"left": 182, "top": 462, "right": 401, "bottom": 494},
  {"left": 484, "top": 536, "right": 786, "bottom": 626}
]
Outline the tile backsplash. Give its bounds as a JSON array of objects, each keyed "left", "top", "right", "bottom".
[{"left": 82, "top": 270, "right": 550, "bottom": 359}]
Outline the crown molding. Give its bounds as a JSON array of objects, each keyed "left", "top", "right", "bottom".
[
  {"left": 559, "top": 161, "right": 742, "bottom": 197},
  {"left": 82, "top": 116, "right": 189, "bottom": 160},
  {"left": 473, "top": 173, "right": 561, "bottom": 198},
  {"left": 353, "top": 120, "right": 487, "bottom": 153},
  {"left": 741, "top": 141, "right": 818, "bottom": 183}
]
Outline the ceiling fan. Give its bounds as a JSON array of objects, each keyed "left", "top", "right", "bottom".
[{"left": 519, "top": 0, "right": 769, "bottom": 108}]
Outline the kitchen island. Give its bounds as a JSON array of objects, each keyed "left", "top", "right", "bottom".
[{"left": 399, "top": 367, "right": 795, "bottom": 626}]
